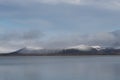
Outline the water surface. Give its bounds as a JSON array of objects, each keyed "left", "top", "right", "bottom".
[{"left": 0, "top": 56, "right": 120, "bottom": 80}]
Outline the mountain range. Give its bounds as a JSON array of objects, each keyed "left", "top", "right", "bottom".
[{"left": 1, "top": 45, "right": 120, "bottom": 56}]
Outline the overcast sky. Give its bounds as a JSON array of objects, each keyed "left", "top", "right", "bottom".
[{"left": 1, "top": 0, "right": 120, "bottom": 52}]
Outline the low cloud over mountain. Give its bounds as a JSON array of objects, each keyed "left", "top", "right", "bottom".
[
  {"left": 0, "top": 29, "right": 120, "bottom": 53},
  {"left": 0, "top": 28, "right": 44, "bottom": 53},
  {"left": 43, "top": 30, "right": 120, "bottom": 49}
]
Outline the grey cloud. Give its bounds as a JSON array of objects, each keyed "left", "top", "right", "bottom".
[
  {"left": 43, "top": 30, "right": 120, "bottom": 49},
  {"left": 0, "top": 0, "right": 81, "bottom": 5},
  {"left": 0, "top": 0, "right": 120, "bottom": 10},
  {"left": 0, "top": 28, "right": 44, "bottom": 52},
  {"left": 0, "top": 0, "right": 120, "bottom": 33},
  {"left": 80, "top": 0, "right": 120, "bottom": 10},
  {"left": 0, "top": 29, "right": 120, "bottom": 52},
  {"left": 0, "top": 29, "right": 44, "bottom": 41},
  {"left": 19, "top": 30, "right": 43, "bottom": 40}
]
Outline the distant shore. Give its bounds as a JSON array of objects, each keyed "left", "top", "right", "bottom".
[{"left": 0, "top": 53, "right": 120, "bottom": 56}]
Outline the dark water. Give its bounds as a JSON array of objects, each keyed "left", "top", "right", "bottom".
[{"left": 0, "top": 56, "right": 120, "bottom": 80}]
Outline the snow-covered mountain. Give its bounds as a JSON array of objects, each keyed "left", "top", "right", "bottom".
[
  {"left": 66, "top": 45, "right": 102, "bottom": 51},
  {"left": 7, "top": 45, "right": 120, "bottom": 55},
  {"left": 10, "top": 45, "right": 102, "bottom": 54}
]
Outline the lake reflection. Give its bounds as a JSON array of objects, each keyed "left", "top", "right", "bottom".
[{"left": 0, "top": 56, "right": 120, "bottom": 80}]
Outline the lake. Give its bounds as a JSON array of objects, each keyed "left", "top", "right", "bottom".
[{"left": 0, "top": 56, "right": 120, "bottom": 80}]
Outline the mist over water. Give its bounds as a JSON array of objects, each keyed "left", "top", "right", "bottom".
[{"left": 0, "top": 56, "right": 120, "bottom": 80}]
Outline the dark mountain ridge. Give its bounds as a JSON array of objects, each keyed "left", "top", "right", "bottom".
[{"left": 2, "top": 47, "right": 120, "bottom": 56}]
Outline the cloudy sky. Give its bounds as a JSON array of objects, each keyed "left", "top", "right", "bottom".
[{"left": 1, "top": 0, "right": 120, "bottom": 52}]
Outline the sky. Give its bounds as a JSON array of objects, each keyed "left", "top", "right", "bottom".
[{"left": 1, "top": 0, "right": 120, "bottom": 52}]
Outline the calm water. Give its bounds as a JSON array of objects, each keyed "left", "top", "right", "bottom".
[{"left": 0, "top": 56, "right": 120, "bottom": 80}]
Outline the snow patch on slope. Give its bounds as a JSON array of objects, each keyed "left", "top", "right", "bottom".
[{"left": 66, "top": 45, "right": 102, "bottom": 51}]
